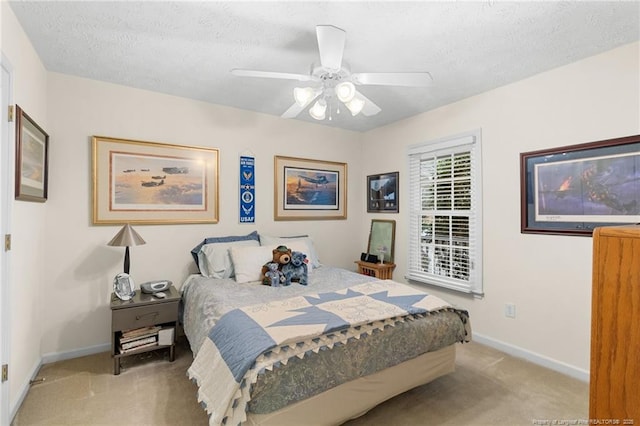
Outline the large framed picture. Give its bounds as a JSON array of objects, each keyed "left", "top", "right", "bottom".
[
  {"left": 274, "top": 155, "right": 347, "bottom": 220},
  {"left": 92, "top": 136, "right": 219, "bottom": 225},
  {"left": 520, "top": 134, "right": 640, "bottom": 236},
  {"left": 367, "top": 171, "right": 399, "bottom": 213},
  {"left": 15, "top": 105, "right": 49, "bottom": 202}
]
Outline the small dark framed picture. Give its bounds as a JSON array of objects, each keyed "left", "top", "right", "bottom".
[
  {"left": 367, "top": 171, "right": 399, "bottom": 213},
  {"left": 15, "top": 105, "right": 49, "bottom": 202}
]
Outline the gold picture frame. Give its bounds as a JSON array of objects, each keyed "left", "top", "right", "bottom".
[
  {"left": 15, "top": 105, "right": 49, "bottom": 202},
  {"left": 274, "top": 155, "right": 347, "bottom": 220},
  {"left": 92, "top": 136, "right": 219, "bottom": 225}
]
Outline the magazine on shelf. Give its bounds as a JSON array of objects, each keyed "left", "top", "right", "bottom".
[
  {"left": 121, "top": 326, "right": 161, "bottom": 340},
  {"left": 120, "top": 330, "right": 160, "bottom": 345},
  {"left": 119, "top": 340, "right": 158, "bottom": 354},
  {"left": 121, "top": 335, "right": 157, "bottom": 350}
]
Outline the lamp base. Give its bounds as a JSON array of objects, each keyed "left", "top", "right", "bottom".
[{"left": 123, "top": 246, "right": 130, "bottom": 275}]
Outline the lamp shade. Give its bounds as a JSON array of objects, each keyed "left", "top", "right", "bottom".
[
  {"left": 335, "top": 81, "right": 356, "bottom": 103},
  {"left": 345, "top": 96, "right": 365, "bottom": 116},
  {"left": 107, "top": 224, "right": 146, "bottom": 247},
  {"left": 309, "top": 99, "right": 327, "bottom": 120},
  {"left": 108, "top": 224, "right": 145, "bottom": 275},
  {"left": 293, "top": 87, "right": 318, "bottom": 107}
]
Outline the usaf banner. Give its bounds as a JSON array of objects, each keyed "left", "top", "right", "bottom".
[{"left": 239, "top": 156, "right": 255, "bottom": 223}]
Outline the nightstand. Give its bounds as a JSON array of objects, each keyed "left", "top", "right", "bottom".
[
  {"left": 110, "top": 286, "right": 180, "bottom": 375},
  {"left": 355, "top": 260, "right": 396, "bottom": 280}
]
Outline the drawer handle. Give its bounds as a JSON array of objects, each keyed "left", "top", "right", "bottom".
[{"left": 135, "top": 312, "right": 159, "bottom": 320}]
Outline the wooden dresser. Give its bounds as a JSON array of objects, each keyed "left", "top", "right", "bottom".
[{"left": 589, "top": 225, "right": 639, "bottom": 423}]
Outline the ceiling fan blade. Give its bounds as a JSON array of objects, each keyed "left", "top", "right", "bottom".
[
  {"left": 281, "top": 102, "right": 306, "bottom": 119},
  {"left": 281, "top": 92, "right": 320, "bottom": 119},
  {"left": 316, "top": 25, "right": 346, "bottom": 71},
  {"left": 356, "top": 91, "right": 382, "bottom": 116},
  {"left": 352, "top": 72, "right": 433, "bottom": 87},
  {"left": 231, "top": 69, "right": 316, "bottom": 82}
]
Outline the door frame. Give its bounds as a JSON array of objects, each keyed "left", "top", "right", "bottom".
[{"left": 0, "top": 53, "right": 14, "bottom": 426}]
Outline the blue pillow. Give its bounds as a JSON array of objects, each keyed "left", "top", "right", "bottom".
[{"left": 191, "top": 231, "right": 259, "bottom": 271}]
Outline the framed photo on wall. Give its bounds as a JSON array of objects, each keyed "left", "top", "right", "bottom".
[
  {"left": 520, "top": 134, "right": 640, "bottom": 236},
  {"left": 274, "top": 155, "right": 347, "bottom": 220},
  {"left": 367, "top": 171, "right": 398, "bottom": 213},
  {"left": 15, "top": 105, "right": 49, "bottom": 202},
  {"left": 92, "top": 136, "right": 219, "bottom": 225}
]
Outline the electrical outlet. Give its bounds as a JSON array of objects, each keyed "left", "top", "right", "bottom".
[{"left": 505, "top": 303, "right": 516, "bottom": 318}]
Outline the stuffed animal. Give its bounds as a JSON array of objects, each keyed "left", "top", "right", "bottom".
[
  {"left": 282, "top": 251, "right": 308, "bottom": 286},
  {"left": 260, "top": 245, "right": 292, "bottom": 285},
  {"left": 263, "top": 262, "right": 283, "bottom": 287}
]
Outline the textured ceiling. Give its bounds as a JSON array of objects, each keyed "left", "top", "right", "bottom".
[{"left": 8, "top": 1, "right": 640, "bottom": 132}]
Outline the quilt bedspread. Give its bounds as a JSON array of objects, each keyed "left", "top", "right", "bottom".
[{"left": 187, "top": 279, "right": 470, "bottom": 426}]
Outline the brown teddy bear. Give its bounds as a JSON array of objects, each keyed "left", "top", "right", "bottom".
[{"left": 260, "top": 245, "right": 292, "bottom": 285}]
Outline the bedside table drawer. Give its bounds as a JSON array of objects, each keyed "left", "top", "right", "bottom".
[{"left": 112, "top": 301, "right": 178, "bottom": 331}]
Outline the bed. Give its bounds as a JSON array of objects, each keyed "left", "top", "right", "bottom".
[{"left": 181, "top": 234, "right": 471, "bottom": 426}]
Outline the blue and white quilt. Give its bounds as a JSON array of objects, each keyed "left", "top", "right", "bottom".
[{"left": 187, "top": 279, "right": 470, "bottom": 426}]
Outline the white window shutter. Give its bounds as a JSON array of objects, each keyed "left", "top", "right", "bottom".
[{"left": 407, "top": 130, "right": 483, "bottom": 296}]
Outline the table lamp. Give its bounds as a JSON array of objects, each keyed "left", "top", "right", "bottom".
[{"left": 107, "top": 224, "right": 146, "bottom": 274}]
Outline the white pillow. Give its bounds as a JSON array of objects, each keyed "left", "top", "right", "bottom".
[
  {"left": 229, "top": 246, "right": 273, "bottom": 284},
  {"left": 260, "top": 235, "right": 321, "bottom": 268},
  {"left": 197, "top": 239, "right": 260, "bottom": 279}
]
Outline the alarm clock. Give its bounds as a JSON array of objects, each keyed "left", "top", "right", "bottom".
[{"left": 140, "top": 280, "right": 172, "bottom": 294}]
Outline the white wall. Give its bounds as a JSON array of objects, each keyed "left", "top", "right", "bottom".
[
  {"left": 1, "top": 2, "right": 48, "bottom": 414},
  {"left": 43, "top": 73, "right": 365, "bottom": 355},
  {"left": 362, "top": 41, "right": 640, "bottom": 377},
  {"left": 3, "top": 0, "right": 639, "bottom": 415}
]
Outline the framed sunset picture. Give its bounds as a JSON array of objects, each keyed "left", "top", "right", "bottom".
[{"left": 92, "top": 136, "right": 219, "bottom": 224}]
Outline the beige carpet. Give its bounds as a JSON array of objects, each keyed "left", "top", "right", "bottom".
[{"left": 12, "top": 340, "right": 588, "bottom": 425}]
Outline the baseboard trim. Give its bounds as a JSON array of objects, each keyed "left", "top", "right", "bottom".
[
  {"left": 41, "top": 343, "right": 110, "bottom": 365},
  {"left": 10, "top": 343, "right": 111, "bottom": 423},
  {"left": 10, "top": 357, "right": 42, "bottom": 423},
  {"left": 472, "top": 332, "right": 589, "bottom": 383}
]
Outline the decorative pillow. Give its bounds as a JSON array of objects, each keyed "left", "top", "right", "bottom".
[
  {"left": 229, "top": 246, "right": 273, "bottom": 284},
  {"left": 197, "top": 239, "right": 260, "bottom": 279},
  {"left": 190, "top": 231, "right": 259, "bottom": 271},
  {"left": 259, "top": 234, "right": 321, "bottom": 268}
]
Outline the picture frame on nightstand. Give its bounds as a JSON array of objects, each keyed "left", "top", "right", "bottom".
[
  {"left": 367, "top": 219, "right": 396, "bottom": 263},
  {"left": 113, "top": 273, "right": 135, "bottom": 301}
]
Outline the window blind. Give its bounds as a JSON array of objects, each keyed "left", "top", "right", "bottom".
[{"left": 407, "top": 131, "right": 483, "bottom": 295}]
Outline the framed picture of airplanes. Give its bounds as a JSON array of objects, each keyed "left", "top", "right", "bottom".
[
  {"left": 274, "top": 155, "right": 347, "bottom": 220},
  {"left": 367, "top": 171, "right": 399, "bottom": 213},
  {"left": 92, "top": 136, "right": 219, "bottom": 225},
  {"left": 520, "top": 134, "right": 640, "bottom": 236}
]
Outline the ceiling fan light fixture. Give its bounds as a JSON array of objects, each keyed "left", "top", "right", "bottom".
[
  {"left": 335, "top": 81, "right": 355, "bottom": 103},
  {"left": 293, "top": 87, "right": 317, "bottom": 107},
  {"left": 345, "top": 96, "right": 365, "bottom": 116},
  {"left": 309, "top": 99, "right": 327, "bottom": 120}
]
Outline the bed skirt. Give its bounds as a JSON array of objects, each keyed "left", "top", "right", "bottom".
[{"left": 244, "top": 344, "right": 456, "bottom": 426}]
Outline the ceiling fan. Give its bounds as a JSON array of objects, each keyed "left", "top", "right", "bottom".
[{"left": 231, "top": 25, "right": 433, "bottom": 121}]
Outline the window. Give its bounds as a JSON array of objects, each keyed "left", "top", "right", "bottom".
[{"left": 407, "top": 130, "right": 483, "bottom": 295}]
